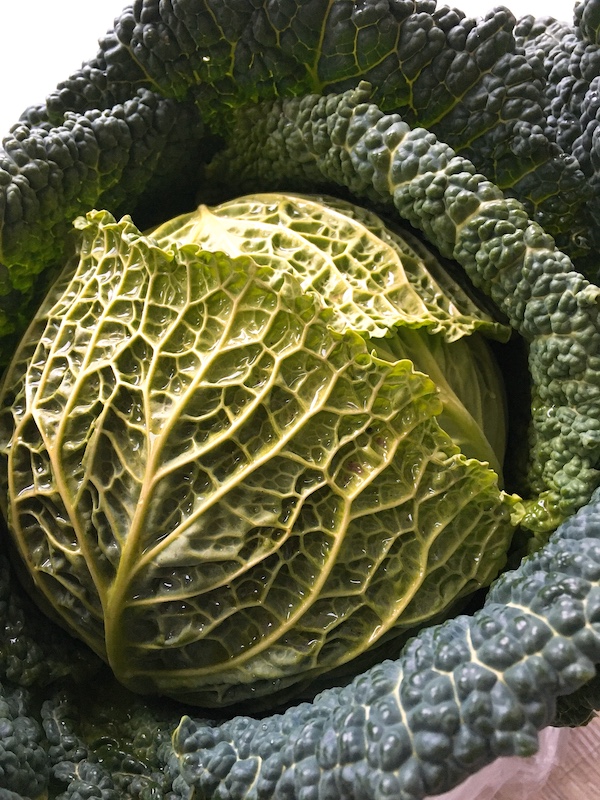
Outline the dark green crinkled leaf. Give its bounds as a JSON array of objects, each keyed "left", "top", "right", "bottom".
[{"left": 0, "top": 683, "right": 48, "bottom": 798}]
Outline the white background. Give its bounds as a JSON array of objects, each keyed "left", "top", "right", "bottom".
[{"left": 0, "top": 0, "right": 580, "bottom": 138}]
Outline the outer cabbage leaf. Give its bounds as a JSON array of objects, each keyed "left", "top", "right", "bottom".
[{"left": 0, "top": 206, "right": 518, "bottom": 708}]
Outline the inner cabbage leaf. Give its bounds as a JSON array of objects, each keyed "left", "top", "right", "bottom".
[
  {"left": 153, "top": 193, "right": 511, "bottom": 474},
  {"left": 0, "top": 197, "right": 521, "bottom": 708}
]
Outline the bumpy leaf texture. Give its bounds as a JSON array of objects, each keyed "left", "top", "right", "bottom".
[
  {"left": 0, "top": 1, "right": 600, "bottom": 796},
  {"left": 0, "top": 199, "right": 516, "bottom": 708},
  {"left": 151, "top": 193, "right": 510, "bottom": 472},
  {"left": 0, "top": 0, "right": 599, "bottom": 535},
  {"left": 43, "top": 0, "right": 585, "bottom": 252},
  {"left": 172, "top": 487, "right": 600, "bottom": 800},
  {"left": 206, "top": 82, "right": 600, "bottom": 532},
  {"left": 0, "top": 0, "right": 592, "bottom": 353}
]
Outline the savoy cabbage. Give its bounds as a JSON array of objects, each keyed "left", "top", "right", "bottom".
[
  {"left": 0, "top": 195, "right": 517, "bottom": 709},
  {"left": 1, "top": 0, "right": 600, "bottom": 799}
]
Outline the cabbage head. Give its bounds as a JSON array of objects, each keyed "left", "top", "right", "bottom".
[{"left": 0, "top": 193, "right": 522, "bottom": 708}]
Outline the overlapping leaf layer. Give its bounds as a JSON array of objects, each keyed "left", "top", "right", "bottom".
[{"left": 0, "top": 201, "right": 516, "bottom": 707}]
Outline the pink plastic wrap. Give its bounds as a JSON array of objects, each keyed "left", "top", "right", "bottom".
[{"left": 427, "top": 726, "right": 569, "bottom": 800}]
